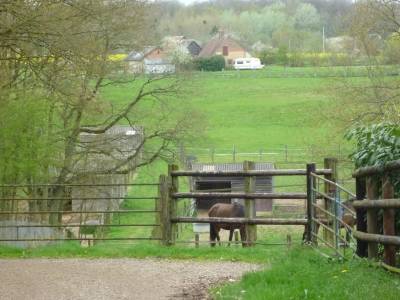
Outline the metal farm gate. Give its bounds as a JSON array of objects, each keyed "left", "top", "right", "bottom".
[{"left": 0, "top": 182, "right": 161, "bottom": 247}]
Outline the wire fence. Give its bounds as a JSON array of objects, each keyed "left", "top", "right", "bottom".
[
  {"left": 192, "top": 65, "right": 400, "bottom": 79},
  {"left": 0, "top": 183, "right": 162, "bottom": 247}
]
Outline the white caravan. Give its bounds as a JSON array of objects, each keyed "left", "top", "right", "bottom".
[{"left": 233, "top": 57, "right": 264, "bottom": 70}]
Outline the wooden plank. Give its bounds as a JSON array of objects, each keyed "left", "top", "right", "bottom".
[
  {"left": 173, "top": 192, "right": 308, "bottom": 199},
  {"left": 366, "top": 177, "right": 380, "bottom": 259},
  {"left": 353, "top": 230, "right": 400, "bottom": 246},
  {"left": 244, "top": 161, "right": 256, "bottom": 246},
  {"left": 171, "top": 217, "right": 308, "bottom": 225},
  {"left": 382, "top": 176, "right": 396, "bottom": 266},
  {"left": 306, "top": 163, "right": 316, "bottom": 244},
  {"left": 353, "top": 159, "right": 400, "bottom": 178},
  {"left": 171, "top": 169, "right": 332, "bottom": 177},
  {"left": 159, "top": 175, "right": 170, "bottom": 246},
  {"left": 168, "top": 164, "right": 179, "bottom": 245},
  {"left": 353, "top": 199, "right": 400, "bottom": 209}
]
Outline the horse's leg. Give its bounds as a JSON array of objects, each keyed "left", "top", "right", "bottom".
[
  {"left": 240, "top": 226, "right": 247, "bottom": 248},
  {"left": 216, "top": 227, "right": 221, "bottom": 246},
  {"left": 228, "top": 229, "right": 234, "bottom": 247},
  {"left": 210, "top": 224, "right": 217, "bottom": 247}
]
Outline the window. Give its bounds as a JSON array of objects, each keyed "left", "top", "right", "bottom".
[
  {"left": 222, "top": 46, "right": 228, "bottom": 56},
  {"left": 236, "top": 60, "right": 243, "bottom": 64}
]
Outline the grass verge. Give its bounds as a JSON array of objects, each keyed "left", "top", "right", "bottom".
[{"left": 213, "top": 247, "right": 400, "bottom": 300}]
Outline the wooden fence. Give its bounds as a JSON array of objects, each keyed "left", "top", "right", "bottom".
[
  {"left": 158, "top": 160, "right": 335, "bottom": 246},
  {"left": 353, "top": 160, "right": 400, "bottom": 268}
]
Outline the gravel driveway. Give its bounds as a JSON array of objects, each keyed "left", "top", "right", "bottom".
[{"left": 0, "top": 259, "right": 260, "bottom": 300}]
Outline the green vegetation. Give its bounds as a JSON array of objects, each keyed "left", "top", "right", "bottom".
[
  {"left": 213, "top": 247, "right": 400, "bottom": 300},
  {"left": 194, "top": 55, "right": 226, "bottom": 71},
  {"left": 1, "top": 67, "right": 399, "bottom": 299}
]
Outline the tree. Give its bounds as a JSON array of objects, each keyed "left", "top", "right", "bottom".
[
  {"left": 0, "top": 1, "right": 201, "bottom": 223},
  {"left": 327, "top": 1, "right": 400, "bottom": 129}
]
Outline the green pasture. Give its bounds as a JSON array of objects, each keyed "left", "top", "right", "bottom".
[
  {"left": 2, "top": 66, "right": 399, "bottom": 299},
  {"left": 101, "top": 66, "right": 358, "bottom": 192}
]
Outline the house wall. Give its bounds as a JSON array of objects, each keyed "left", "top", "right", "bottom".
[
  {"left": 144, "top": 63, "right": 175, "bottom": 74},
  {"left": 128, "top": 61, "right": 144, "bottom": 74},
  {"left": 215, "top": 48, "right": 251, "bottom": 64}
]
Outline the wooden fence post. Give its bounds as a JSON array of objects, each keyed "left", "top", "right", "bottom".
[
  {"left": 306, "top": 163, "right": 316, "bottom": 244},
  {"left": 382, "top": 175, "right": 396, "bottom": 266},
  {"left": 168, "top": 164, "right": 179, "bottom": 245},
  {"left": 159, "top": 175, "right": 170, "bottom": 246},
  {"left": 244, "top": 161, "right": 256, "bottom": 246},
  {"left": 366, "top": 176, "right": 379, "bottom": 259},
  {"left": 323, "top": 158, "right": 338, "bottom": 244},
  {"left": 355, "top": 177, "right": 368, "bottom": 257}
]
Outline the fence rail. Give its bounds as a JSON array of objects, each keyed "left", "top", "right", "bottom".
[
  {"left": 171, "top": 169, "right": 332, "bottom": 177},
  {"left": 171, "top": 217, "right": 308, "bottom": 225},
  {"left": 353, "top": 159, "right": 400, "bottom": 267},
  {"left": 0, "top": 182, "right": 161, "bottom": 245},
  {"left": 161, "top": 160, "right": 337, "bottom": 247},
  {"left": 173, "top": 192, "right": 310, "bottom": 199}
]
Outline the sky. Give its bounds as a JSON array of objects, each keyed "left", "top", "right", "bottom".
[{"left": 176, "top": 0, "right": 210, "bottom": 4}]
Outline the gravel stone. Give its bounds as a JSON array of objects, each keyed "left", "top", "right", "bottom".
[{"left": 0, "top": 259, "right": 261, "bottom": 300}]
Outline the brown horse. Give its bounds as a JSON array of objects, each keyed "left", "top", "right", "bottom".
[
  {"left": 303, "top": 199, "right": 356, "bottom": 244},
  {"left": 208, "top": 202, "right": 247, "bottom": 247}
]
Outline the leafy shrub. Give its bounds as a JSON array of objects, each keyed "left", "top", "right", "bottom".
[
  {"left": 193, "top": 55, "right": 225, "bottom": 71},
  {"left": 259, "top": 50, "right": 356, "bottom": 67},
  {"left": 258, "top": 49, "right": 277, "bottom": 65},
  {"left": 258, "top": 47, "right": 289, "bottom": 66},
  {"left": 345, "top": 123, "right": 400, "bottom": 234},
  {"left": 345, "top": 123, "right": 400, "bottom": 168},
  {"left": 276, "top": 46, "right": 289, "bottom": 66},
  {"left": 383, "top": 35, "right": 400, "bottom": 64}
]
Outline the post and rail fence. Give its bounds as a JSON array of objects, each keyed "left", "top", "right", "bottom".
[
  {"left": 159, "top": 160, "right": 336, "bottom": 247},
  {"left": 2, "top": 158, "right": 397, "bottom": 270},
  {"left": 352, "top": 160, "right": 400, "bottom": 268}
]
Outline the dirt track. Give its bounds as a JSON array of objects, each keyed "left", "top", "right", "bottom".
[{"left": 0, "top": 259, "right": 260, "bottom": 300}]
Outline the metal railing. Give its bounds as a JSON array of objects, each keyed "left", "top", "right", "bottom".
[
  {"left": 0, "top": 182, "right": 161, "bottom": 245},
  {"left": 309, "top": 171, "right": 357, "bottom": 259}
]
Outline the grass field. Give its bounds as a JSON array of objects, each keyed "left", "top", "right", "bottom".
[
  {"left": 2, "top": 66, "right": 399, "bottom": 299},
  {"left": 102, "top": 66, "right": 347, "bottom": 150}
]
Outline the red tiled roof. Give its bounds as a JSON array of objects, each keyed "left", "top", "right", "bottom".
[{"left": 199, "top": 35, "right": 245, "bottom": 57}]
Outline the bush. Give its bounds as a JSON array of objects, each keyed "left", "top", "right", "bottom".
[
  {"left": 258, "top": 49, "right": 277, "bottom": 65},
  {"left": 345, "top": 123, "right": 400, "bottom": 234},
  {"left": 193, "top": 55, "right": 225, "bottom": 71},
  {"left": 258, "top": 47, "right": 288, "bottom": 66},
  {"left": 383, "top": 35, "right": 400, "bottom": 64}
]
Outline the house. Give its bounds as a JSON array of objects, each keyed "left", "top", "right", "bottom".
[
  {"left": 188, "top": 162, "right": 274, "bottom": 213},
  {"left": 125, "top": 46, "right": 175, "bottom": 74},
  {"left": 162, "top": 36, "right": 202, "bottom": 57},
  {"left": 199, "top": 31, "right": 251, "bottom": 65}
]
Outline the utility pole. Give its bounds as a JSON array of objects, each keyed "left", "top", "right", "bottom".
[{"left": 322, "top": 26, "right": 326, "bottom": 53}]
